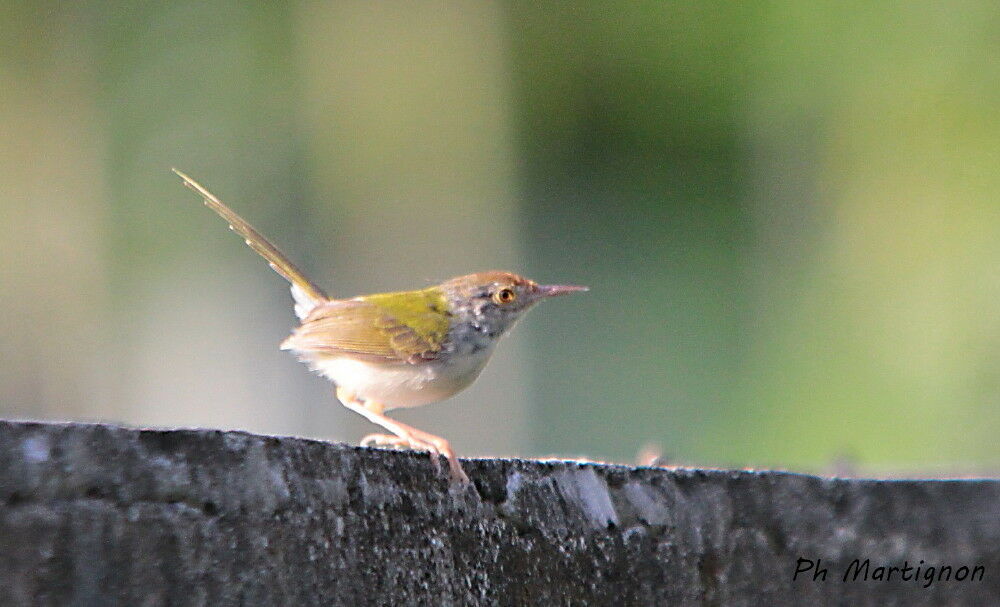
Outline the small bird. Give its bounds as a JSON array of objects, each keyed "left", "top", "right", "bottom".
[{"left": 173, "top": 170, "right": 587, "bottom": 483}]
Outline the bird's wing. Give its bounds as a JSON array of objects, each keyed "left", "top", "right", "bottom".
[{"left": 281, "top": 289, "right": 451, "bottom": 364}]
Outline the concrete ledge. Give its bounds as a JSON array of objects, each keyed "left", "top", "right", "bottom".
[{"left": 0, "top": 420, "right": 996, "bottom": 605}]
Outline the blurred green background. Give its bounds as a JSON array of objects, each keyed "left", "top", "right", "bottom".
[{"left": 1, "top": 1, "right": 997, "bottom": 474}]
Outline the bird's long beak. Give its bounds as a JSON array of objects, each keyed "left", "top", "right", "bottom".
[{"left": 535, "top": 284, "right": 589, "bottom": 298}]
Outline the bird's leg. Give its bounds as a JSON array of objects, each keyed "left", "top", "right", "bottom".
[{"left": 336, "top": 388, "right": 470, "bottom": 484}]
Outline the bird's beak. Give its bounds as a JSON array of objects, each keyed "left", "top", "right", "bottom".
[{"left": 535, "top": 284, "right": 589, "bottom": 298}]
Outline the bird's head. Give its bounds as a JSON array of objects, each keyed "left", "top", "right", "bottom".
[{"left": 440, "top": 271, "right": 588, "bottom": 338}]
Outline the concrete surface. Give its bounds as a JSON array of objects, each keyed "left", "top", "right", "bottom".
[{"left": 0, "top": 420, "right": 996, "bottom": 605}]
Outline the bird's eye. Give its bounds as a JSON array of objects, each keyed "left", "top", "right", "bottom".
[{"left": 492, "top": 288, "right": 517, "bottom": 305}]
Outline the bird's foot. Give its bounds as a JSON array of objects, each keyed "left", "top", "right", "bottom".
[
  {"left": 360, "top": 431, "right": 468, "bottom": 485},
  {"left": 360, "top": 432, "right": 437, "bottom": 461},
  {"left": 361, "top": 433, "right": 415, "bottom": 450}
]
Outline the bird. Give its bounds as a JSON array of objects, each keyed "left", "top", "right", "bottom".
[{"left": 172, "top": 169, "right": 587, "bottom": 484}]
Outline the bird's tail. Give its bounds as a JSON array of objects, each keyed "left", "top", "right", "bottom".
[{"left": 173, "top": 169, "right": 328, "bottom": 320}]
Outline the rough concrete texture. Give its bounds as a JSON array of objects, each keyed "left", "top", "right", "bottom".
[{"left": 0, "top": 420, "right": 996, "bottom": 606}]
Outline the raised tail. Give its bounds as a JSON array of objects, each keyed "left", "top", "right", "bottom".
[{"left": 173, "top": 169, "right": 328, "bottom": 319}]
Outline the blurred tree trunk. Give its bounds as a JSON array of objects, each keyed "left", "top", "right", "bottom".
[
  {"left": 294, "top": 0, "right": 528, "bottom": 455},
  {"left": 0, "top": 3, "right": 110, "bottom": 420},
  {"left": 94, "top": 1, "right": 318, "bottom": 435}
]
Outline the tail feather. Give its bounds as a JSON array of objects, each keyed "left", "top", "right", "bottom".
[
  {"left": 173, "top": 169, "right": 329, "bottom": 313},
  {"left": 290, "top": 283, "right": 321, "bottom": 321}
]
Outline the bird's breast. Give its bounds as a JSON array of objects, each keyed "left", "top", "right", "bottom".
[{"left": 307, "top": 345, "right": 495, "bottom": 410}]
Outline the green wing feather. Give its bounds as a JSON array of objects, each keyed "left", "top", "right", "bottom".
[{"left": 281, "top": 287, "right": 451, "bottom": 363}]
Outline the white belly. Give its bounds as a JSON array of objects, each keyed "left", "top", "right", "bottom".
[{"left": 307, "top": 347, "right": 494, "bottom": 410}]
